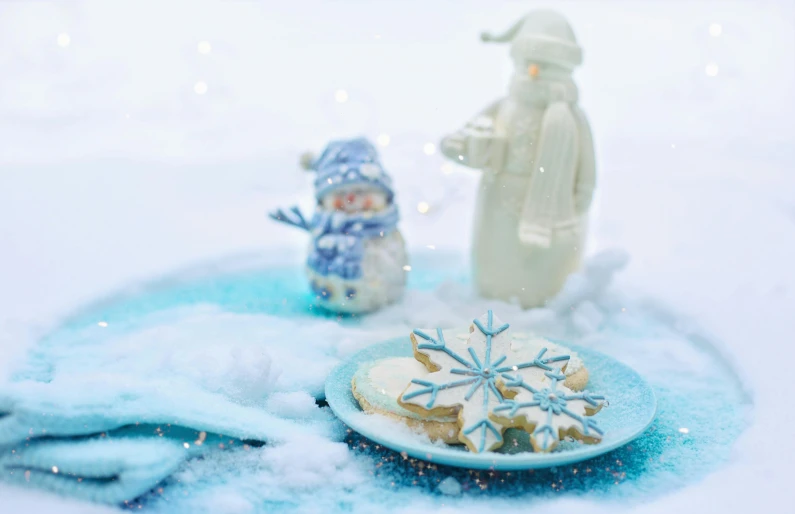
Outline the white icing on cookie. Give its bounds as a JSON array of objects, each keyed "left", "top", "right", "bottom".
[
  {"left": 510, "top": 334, "right": 583, "bottom": 374},
  {"left": 352, "top": 321, "right": 587, "bottom": 452},
  {"left": 353, "top": 357, "right": 457, "bottom": 422},
  {"left": 398, "top": 312, "right": 581, "bottom": 453},
  {"left": 367, "top": 357, "right": 429, "bottom": 400}
]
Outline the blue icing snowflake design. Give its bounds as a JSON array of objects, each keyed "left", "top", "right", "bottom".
[
  {"left": 398, "top": 310, "right": 575, "bottom": 453},
  {"left": 494, "top": 365, "right": 605, "bottom": 453}
]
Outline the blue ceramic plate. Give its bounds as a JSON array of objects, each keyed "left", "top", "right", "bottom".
[{"left": 326, "top": 337, "right": 657, "bottom": 470}]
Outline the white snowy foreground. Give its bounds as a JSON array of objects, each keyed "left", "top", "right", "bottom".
[{"left": 0, "top": 0, "right": 793, "bottom": 513}]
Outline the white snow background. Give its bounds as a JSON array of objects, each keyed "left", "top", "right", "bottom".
[{"left": 0, "top": 0, "right": 794, "bottom": 512}]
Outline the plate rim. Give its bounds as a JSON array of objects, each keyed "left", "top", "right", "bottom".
[{"left": 325, "top": 337, "right": 658, "bottom": 470}]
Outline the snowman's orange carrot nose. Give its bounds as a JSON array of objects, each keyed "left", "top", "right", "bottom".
[
  {"left": 346, "top": 192, "right": 357, "bottom": 204},
  {"left": 528, "top": 64, "right": 539, "bottom": 78}
]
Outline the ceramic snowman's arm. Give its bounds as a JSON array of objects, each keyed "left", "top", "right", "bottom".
[
  {"left": 473, "top": 98, "right": 503, "bottom": 122},
  {"left": 572, "top": 107, "right": 596, "bottom": 215},
  {"left": 440, "top": 98, "right": 505, "bottom": 172},
  {"left": 439, "top": 99, "right": 501, "bottom": 161}
]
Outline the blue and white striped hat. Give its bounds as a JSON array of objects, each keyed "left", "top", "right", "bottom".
[{"left": 307, "top": 137, "right": 394, "bottom": 202}]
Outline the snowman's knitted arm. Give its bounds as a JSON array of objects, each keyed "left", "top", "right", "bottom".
[
  {"left": 269, "top": 206, "right": 311, "bottom": 232},
  {"left": 572, "top": 106, "right": 596, "bottom": 215}
]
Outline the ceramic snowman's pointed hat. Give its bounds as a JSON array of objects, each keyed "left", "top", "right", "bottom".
[
  {"left": 481, "top": 10, "right": 583, "bottom": 70},
  {"left": 301, "top": 137, "right": 395, "bottom": 203}
]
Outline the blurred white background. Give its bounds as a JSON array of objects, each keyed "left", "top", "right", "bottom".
[
  {"left": 1, "top": 0, "right": 792, "bottom": 162},
  {"left": 1, "top": 0, "right": 792, "bottom": 320}
]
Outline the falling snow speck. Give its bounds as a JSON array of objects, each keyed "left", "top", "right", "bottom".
[{"left": 705, "top": 63, "right": 719, "bottom": 77}]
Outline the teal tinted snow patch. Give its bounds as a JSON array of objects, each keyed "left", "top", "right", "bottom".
[{"left": 0, "top": 252, "right": 748, "bottom": 509}]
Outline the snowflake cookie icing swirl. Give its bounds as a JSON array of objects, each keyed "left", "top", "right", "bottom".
[{"left": 398, "top": 310, "right": 603, "bottom": 453}]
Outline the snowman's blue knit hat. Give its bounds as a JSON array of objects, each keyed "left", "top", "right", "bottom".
[{"left": 308, "top": 137, "right": 395, "bottom": 202}]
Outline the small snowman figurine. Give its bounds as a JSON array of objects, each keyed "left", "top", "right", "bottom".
[
  {"left": 270, "top": 137, "right": 408, "bottom": 314},
  {"left": 439, "top": 10, "right": 596, "bottom": 309}
]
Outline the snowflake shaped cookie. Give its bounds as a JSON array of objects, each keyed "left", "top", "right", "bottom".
[
  {"left": 398, "top": 310, "right": 575, "bottom": 453},
  {"left": 492, "top": 366, "right": 605, "bottom": 453}
]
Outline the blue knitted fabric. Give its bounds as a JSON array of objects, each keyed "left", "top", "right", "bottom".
[
  {"left": 308, "top": 137, "right": 394, "bottom": 202},
  {"left": 0, "top": 426, "right": 230, "bottom": 504},
  {"left": 270, "top": 204, "right": 400, "bottom": 280}
]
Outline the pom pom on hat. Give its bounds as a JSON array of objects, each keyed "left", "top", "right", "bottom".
[{"left": 299, "top": 151, "right": 316, "bottom": 171}]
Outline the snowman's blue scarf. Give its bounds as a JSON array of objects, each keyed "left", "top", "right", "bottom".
[{"left": 270, "top": 204, "right": 399, "bottom": 280}]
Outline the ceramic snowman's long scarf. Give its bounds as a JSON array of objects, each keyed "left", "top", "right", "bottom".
[{"left": 270, "top": 204, "right": 399, "bottom": 280}]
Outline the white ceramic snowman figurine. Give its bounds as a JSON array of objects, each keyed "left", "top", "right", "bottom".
[
  {"left": 439, "top": 10, "right": 596, "bottom": 309},
  {"left": 271, "top": 138, "right": 408, "bottom": 314}
]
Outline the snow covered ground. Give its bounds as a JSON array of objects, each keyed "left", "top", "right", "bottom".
[{"left": 1, "top": 0, "right": 794, "bottom": 512}]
